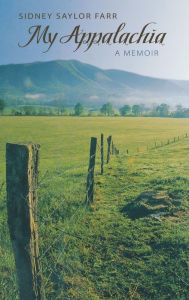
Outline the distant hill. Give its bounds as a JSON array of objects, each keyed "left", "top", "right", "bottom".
[{"left": 0, "top": 59, "right": 189, "bottom": 107}]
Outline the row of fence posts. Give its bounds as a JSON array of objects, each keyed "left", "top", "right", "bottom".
[
  {"left": 136, "top": 133, "right": 188, "bottom": 154},
  {"left": 6, "top": 134, "right": 118, "bottom": 299},
  {"left": 152, "top": 133, "right": 188, "bottom": 149},
  {"left": 86, "top": 134, "right": 119, "bottom": 203}
]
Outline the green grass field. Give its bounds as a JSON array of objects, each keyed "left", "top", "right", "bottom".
[{"left": 0, "top": 117, "right": 189, "bottom": 299}]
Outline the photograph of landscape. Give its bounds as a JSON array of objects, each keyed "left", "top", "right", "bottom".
[{"left": 0, "top": 1, "right": 189, "bottom": 299}]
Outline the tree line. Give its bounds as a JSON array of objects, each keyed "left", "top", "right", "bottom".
[
  {"left": 98, "top": 102, "right": 189, "bottom": 118},
  {"left": 0, "top": 98, "right": 189, "bottom": 118}
]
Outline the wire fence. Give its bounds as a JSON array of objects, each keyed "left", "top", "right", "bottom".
[
  {"left": 0, "top": 131, "right": 189, "bottom": 299},
  {"left": 1, "top": 134, "right": 117, "bottom": 299}
]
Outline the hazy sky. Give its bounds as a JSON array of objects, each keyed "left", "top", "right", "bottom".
[{"left": 0, "top": 0, "right": 189, "bottom": 80}]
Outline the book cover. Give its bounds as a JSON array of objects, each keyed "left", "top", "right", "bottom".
[{"left": 0, "top": 1, "right": 189, "bottom": 299}]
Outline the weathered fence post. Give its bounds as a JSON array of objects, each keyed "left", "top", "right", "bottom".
[
  {"left": 86, "top": 137, "right": 97, "bottom": 203},
  {"left": 6, "top": 143, "right": 45, "bottom": 300},
  {"left": 107, "top": 136, "right": 112, "bottom": 164},
  {"left": 101, "top": 134, "right": 104, "bottom": 175}
]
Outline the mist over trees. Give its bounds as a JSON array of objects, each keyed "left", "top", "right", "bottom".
[
  {"left": 1, "top": 96, "right": 189, "bottom": 118},
  {"left": 100, "top": 103, "right": 114, "bottom": 116}
]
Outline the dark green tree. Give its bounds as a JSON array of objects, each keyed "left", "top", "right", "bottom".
[
  {"left": 132, "top": 105, "right": 141, "bottom": 116},
  {"left": 100, "top": 103, "right": 114, "bottom": 116},
  {"left": 74, "top": 102, "right": 83, "bottom": 116},
  {"left": 173, "top": 105, "right": 183, "bottom": 118},
  {"left": 156, "top": 103, "right": 169, "bottom": 117},
  {"left": 173, "top": 105, "right": 189, "bottom": 118},
  {"left": 0, "top": 99, "right": 5, "bottom": 114},
  {"left": 183, "top": 109, "right": 189, "bottom": 118},
  {"left": 119, "top": 105, "right": 131, "bottom": 116}
]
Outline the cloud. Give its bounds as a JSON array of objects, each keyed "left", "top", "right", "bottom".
[
  {"left": 95, "top": 72, "right": 111, "bottom": 81},
  {"left": 25, "top": 93, "right": 45, "bottom": 99},
  {"left": 89, "top": 95, "right": 99, "bottom": 100}
]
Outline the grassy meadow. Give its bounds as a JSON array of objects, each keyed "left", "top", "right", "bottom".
[{"left": 0, "top": 116, "right": 189, "bottom": 299}]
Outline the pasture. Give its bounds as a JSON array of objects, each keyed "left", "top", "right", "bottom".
[{"left": 0, "top": 116, "right": 189, "bottom": 299}]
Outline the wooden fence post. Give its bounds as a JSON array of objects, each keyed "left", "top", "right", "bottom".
[
  {"left": 86, "top": 137, "right": 97, "bottom": 203},
  {"left": 6, "top": 143, "right": 45, "bottom": 300},
  {"left": 107, "top": 136, "right": 112, "bottom": 164},
  {"left": 101, "top": 134, "right": 104, "bottom": 175}
]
